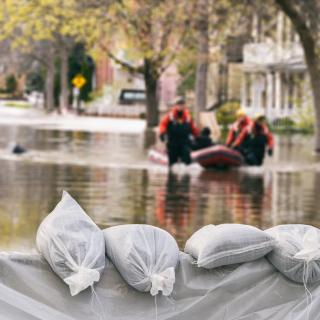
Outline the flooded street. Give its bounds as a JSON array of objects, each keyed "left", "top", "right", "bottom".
[{"left": 0, "top": 122, "right": 319, "bottom": 250}]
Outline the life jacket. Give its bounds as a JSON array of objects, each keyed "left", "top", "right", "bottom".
[
  {"left": 233, "top": 116, "right": 251, "bottom": 131},
  {"left": 159, "top": 106, "right": 199, "bottom": 139},
  {"left": 226, "top": 116, "right": 252, "bottom": 146},
  {"left": 169, "top": 108, "right": 192, "bottom": 123}
]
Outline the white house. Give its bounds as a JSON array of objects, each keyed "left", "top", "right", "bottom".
[{"left": 241, "top": 12, "right": 311, "bottom": 122}]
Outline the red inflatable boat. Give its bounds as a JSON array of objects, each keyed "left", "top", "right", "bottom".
[{"left": 148, "top": 145, "right": 244, "bottom": 169}]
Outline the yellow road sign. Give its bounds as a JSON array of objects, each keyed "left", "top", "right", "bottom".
[{"left": 72, "top": 75, "right": 86, "bottom": 89}]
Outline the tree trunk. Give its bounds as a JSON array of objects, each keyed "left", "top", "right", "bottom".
[
  {"left": 306, "top": 60, "right": 320, "bottom": 151},
  {"left": 59, "top": 46, "right": 69, "bottom": 113},
  {"left": 195, "top": 0, "right": 209, "bottom": 125},
  {"left": 144, "top": 58, "right": 159, "bottom": 127},
  {"left": 45, "top": 56, "right": 55, "bottom": 111}
]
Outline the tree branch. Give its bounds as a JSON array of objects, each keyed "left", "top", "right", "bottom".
[
  {"left": 99, "top": 42, "right": 144, "bottom": 74},
  {"left": 275, "top": 0, "right": 314, "bottom": 47},
  {"left": 275, "top": 0, "right": 318, "bottom": 71}
]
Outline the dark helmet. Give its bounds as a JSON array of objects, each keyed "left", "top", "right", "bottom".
[
  {"left": 201, "top": 127, "right": 211, "bottom": 136},
  {"left": 254, "top": 122, "right": 264, "bottom": 134}
]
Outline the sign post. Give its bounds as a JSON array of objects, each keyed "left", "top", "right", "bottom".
[{"left": 72, "top": 74, "right": 86, "bottom": 114}]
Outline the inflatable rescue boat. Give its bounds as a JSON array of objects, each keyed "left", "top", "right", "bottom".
[{"left": 148, "top": 145, "right": 244, "bottom": 169}]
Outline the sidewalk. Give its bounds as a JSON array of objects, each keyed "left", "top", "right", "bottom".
[{"left": 0, "top": 105, "right": 146, "bottom": 134}]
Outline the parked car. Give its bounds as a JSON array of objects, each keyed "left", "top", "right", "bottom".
[{"left": 119, "top": 89, "right": 146, "bottom": 105}]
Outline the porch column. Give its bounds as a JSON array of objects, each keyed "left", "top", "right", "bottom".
[
  {"left": 266, "top": 72, "right": 274, "bottom": 120},
  {"left": 252, "top": 73, "right": 262, "bottom": 114},
  {"left": 274, "top": 71, "right": 282, "bottom": 119},
  {"left": 241, "top": 72, "right": 247, "bottom": 108}
]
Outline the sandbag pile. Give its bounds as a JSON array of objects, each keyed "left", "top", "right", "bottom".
[
  {"left": 184, "top": 223, "right": 320, "bottom": 286},
  {"left": 36, "top": 192, "right": 180, "bottom": 297},
  {"left": 35, "top": 192, "right": 320, "bottom": 300}
]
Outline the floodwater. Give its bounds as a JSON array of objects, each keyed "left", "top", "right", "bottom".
[{"left": 0, "top": 123, "right": 319, "bottom": 251}]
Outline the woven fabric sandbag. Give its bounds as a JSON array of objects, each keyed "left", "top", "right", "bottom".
[
  {"left": 103, "top": 224, "right": 179, "bottom": 296},
  {"left": 36, "top": 191, "right": 105, "bottom": 296},
  {"left": 184, "top": 224, "right": 275, "bottom": 269},
  {"left": 266, "top": 224, "right": 320, "bottom": 283}
]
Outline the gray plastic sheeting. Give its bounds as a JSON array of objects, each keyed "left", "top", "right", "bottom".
[{"left": 0, "top": 252, "right": 319, "bottom": 320}]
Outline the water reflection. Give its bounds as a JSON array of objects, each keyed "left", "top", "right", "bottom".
[
  {"left": 0, "top": 124, "right": 319, "bottom": 251},
  {"left": 155, "top": 172, "right": 195, "bottom": 247}
]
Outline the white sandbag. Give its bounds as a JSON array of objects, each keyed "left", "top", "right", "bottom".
[
  {"left": 266, "top": 224, "right": 320, "bottom": 283},
  {"left": 36, "top": 191, "right": 105, "bottom": 296},
  {"left": 103, "top": 224, "right": 179, "bottom": 296},
  {"left": 185, "top": 224, "right": 275, "bottom": 269}
]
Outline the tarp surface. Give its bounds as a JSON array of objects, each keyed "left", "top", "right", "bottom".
[{"left": 0, "top": 252, "right": 319, "bottom": 320}]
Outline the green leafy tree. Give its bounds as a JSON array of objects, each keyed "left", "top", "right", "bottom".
[
  {"left": 68, "top": 43, "right": 95, "bottom": 102},
  {"left": 5, "top": 74, "right": 17, "bottom": 94},
  {"left": 0, "top": 0, "right": 102, "bottom": 111},
  {"left": 97, "top": 0, "right": 197, "bottom": 127}
]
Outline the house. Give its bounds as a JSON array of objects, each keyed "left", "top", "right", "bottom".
[{"left": 241, "top": 12, "right": 310, "bottom": 122}]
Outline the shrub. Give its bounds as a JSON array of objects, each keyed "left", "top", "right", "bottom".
[
  {"left": 294, "top": 103, "right": 315, "bottom": 133},
  {"left": 270, "top": 107, "right": 314, "bottom": 134},
  {"left": 216, "top": 100, "right": 241, "bottom": 127},
  {"left": 272, "top": 117, "right": 295, "bottom": 130}
]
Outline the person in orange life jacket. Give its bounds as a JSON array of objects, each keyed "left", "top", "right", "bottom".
[
  {"left": 226, "top": 109, "right": 252, "bottom": 147},
  {"left": 192, "top": 127, "right": 214, "bottom": 151},
  {"left": 159, "top": 98, "right": 199, "bottom": 166},
  {"left": 232, "top": 114, "right": 274, "bottom": 166}
]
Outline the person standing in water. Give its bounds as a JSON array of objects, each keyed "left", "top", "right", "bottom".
[
  {"left": 226, "top": 109, "right": 252, "bottom": 147},
  {"left": 159, "top": 98, "right": 199, "bottom": 167},
  {"left": 232, "top": 113, "right": 274, "bottom": 165}
]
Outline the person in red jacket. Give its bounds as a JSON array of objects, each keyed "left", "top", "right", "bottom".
[
  {"left": 232, "top": 113, "right": 274, "bottom": 166},
  {"left": 226, "top": 109, "right": 252, "bottom": 147},
  {"left": 159, "top": 98, "right": 199, "bottom": 167}
]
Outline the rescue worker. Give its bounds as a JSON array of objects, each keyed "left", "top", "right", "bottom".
[
  {"left": 192, "top": 127, "right": 214, "bottom": 150},
  {"left": 159, "top": 98, "right": 199, "bottom": 167},
  {"left": 226, "top": 109, "right": 252, "bottom": 147},
  {"left": 232, "top": 113, "right": 274, "bottom": 166}
]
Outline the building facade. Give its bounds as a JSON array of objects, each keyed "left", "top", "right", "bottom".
[{"left": 242, "top": 12, "right": 311, "bottom": 122}]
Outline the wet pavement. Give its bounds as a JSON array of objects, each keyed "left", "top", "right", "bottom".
[{"left": 0, "top": 121, "right": 319, "bottom": 250}]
